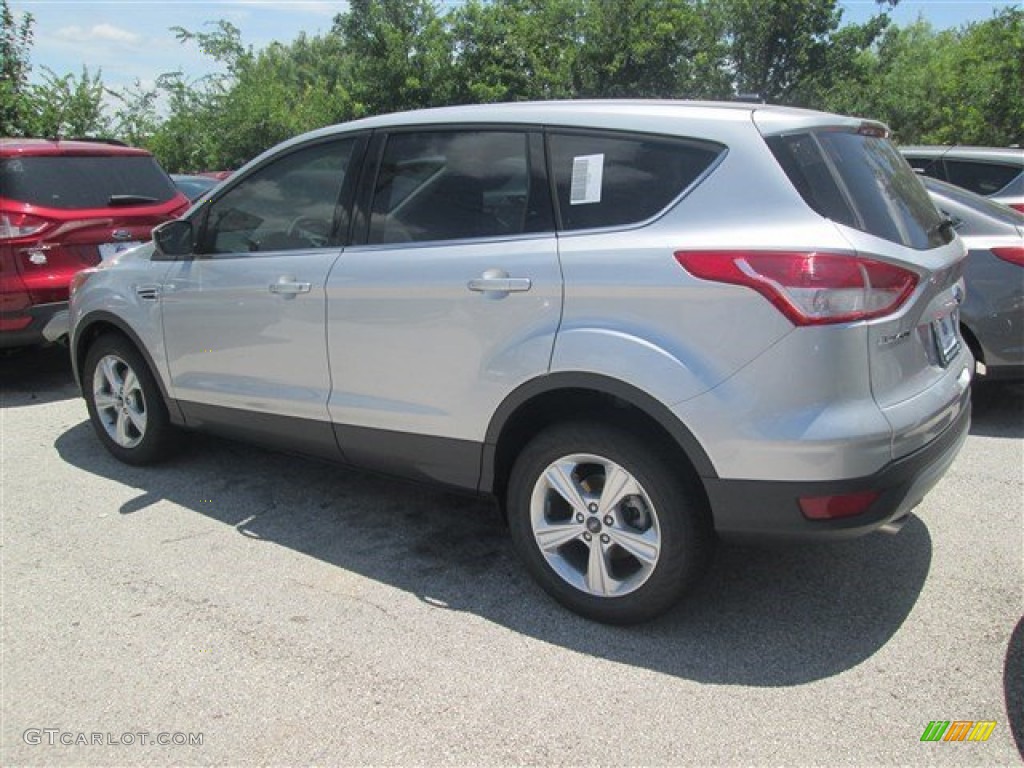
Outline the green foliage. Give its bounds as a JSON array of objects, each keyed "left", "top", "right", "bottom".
[
  {"left": 717, "top": 0, "right": 844, "bottom": 102},
  {"left": 333, "top": 0, "right": 455, "bottom": 115},
  {"left": 573, "top": 0, "right": 731, "bottom": 98},
  {"left": 8, "top": 0, "right": 1021, "bottom": 169},
  {"left": 107, "top": 80, "right": 161, "bottom": 147},
  {"left": 826, "top": 8, "right": 1023, "bottom": 145},
  {"left": 23, "top": 66, "right": 109, "bottom": 137},
  {"left": 1, "top": 0, "right": 35, "bottom": 135}
]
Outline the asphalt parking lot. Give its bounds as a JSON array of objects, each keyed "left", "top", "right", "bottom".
[{"left": 2, "top": 343, "right": 1021, "bottom": 766}]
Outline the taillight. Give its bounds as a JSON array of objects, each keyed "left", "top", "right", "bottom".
[
  {"left": 0, "top": 212, "right": 51, "bottom": 240},
  {"left": 1007, "top": 203, "right": 1024, "bottom": 214},
  {"left": 799, "top": 491, "right": 880, "bottom": 520},
  {"left": 675, "top": 250, "right": 919, "bottom": 326},
  {"left": 992, "top": 246, "right": 1024, "bottom": 267}
]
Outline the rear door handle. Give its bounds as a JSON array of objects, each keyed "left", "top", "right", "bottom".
[
  {"left": 467, "top": 269, "right": 532, "bottom": 298},
  {"left": 269, "top": 277, "right": 312, "bottom": 298}
]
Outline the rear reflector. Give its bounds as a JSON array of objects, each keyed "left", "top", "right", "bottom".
[
  {"left": 799, "top": 491, "right": 880, "bottom": 520},
  {"left": 0, "top": 314, "right": 32, "bottom": 332},
  {"left": 992, "top": 246, "right": 1024, "bottom": 267},
  {"left": 675, "top": 250, "right": 918, "bottom": 326}
]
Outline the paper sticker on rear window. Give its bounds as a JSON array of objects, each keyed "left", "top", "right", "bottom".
[{"left": 570, "top": 154, "right": 604, "bottom": 205}]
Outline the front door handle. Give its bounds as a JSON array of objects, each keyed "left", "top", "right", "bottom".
[
  {"left": 467, "top": 269, "right": 532, "bottom": 298},
  {"left": 269, "top": 277, "right": 312, "bottom": 298}
]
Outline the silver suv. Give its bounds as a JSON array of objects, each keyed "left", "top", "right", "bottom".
[
  {"left": 68, "top": 102, "right": 973, "bottom": 623},
  {"left": 900, "top": 145, "right": 1024, "bottom": 213}
]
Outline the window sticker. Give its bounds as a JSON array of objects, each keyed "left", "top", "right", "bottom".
[{"left": 570, "top": 153, "right": 604, "bottom": 205}]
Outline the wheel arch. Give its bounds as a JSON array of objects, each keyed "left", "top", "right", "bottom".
[
  {"left": 959, "top": 321, "right": 984, "bottom": 366},
  {"left": 72, "top": 311, "right": 183, "bottom": 425},
  {"left": 482, "top": 372, "right": 717, "bottom": 503}
]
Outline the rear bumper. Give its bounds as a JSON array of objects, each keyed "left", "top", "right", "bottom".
[
  {"left": 0, "top": 301, "right": 69, "bottom": 349},
  {"left": 705, "top": 393, "right": 971, "bottom": 540}
]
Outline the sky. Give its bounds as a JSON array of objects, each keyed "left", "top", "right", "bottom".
[{"left": 8, "top": 0, "right": 1023, "bottom": 96}]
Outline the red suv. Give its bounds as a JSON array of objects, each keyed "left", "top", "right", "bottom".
[{"left": 1, "top": 138, "right": 189, "bottom": 348}]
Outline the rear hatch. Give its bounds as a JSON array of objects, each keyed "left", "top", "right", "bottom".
[
  {"left": 760, "top": 118, "right": 970, "bottom": 460},
  {"left": 0, "top": 153, "right": 188, "bottom": 305}
]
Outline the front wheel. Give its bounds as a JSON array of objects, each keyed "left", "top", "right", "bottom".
[
  {"left": 507, "top": 422, "right": 713, "bottom": 624},
  {"left": 83, "top": 334, "right": 180, "bottom": 465}
]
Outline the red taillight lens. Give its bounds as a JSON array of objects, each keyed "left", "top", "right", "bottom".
[
  {"left": 1007, "top": 203, "right": 1024, "bottom": 214},
  {"left": 799, "top": 491, "right": 880, "bottom": 520},
  {"left": 69, "top": 267, "right": 97, "bottom": 298},
  {"left": 0, "top": 212, "right": 51, "bottom": 240},
  {"left": 992, "top": 246, "right": 1024, "bottom": 267},
  {"left": 675, "top": 250, "right": 919, "bottom": 326}
]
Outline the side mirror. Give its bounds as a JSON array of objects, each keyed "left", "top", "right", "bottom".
[{"left": 152, "top": 219, "right": 195, "bottom": 260}]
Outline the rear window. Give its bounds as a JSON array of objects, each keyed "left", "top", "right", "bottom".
[
  {"left": 768, "top": 131, "right": 952, "bottom": 249},
  {"left": 0, "top": 155, "right": 178, "bottom": 209},
  {"left": 548, "top": 131, "right": 723, "bottom": 231}
]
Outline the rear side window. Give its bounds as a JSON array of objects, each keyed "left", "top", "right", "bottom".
[
  {"left": 368, "top": 130, "right": 542, "bottom": 244},
  {"left": 0, "top": 155, "right": 178, "bottom": 209},
  {"left": 943, "top": 159, "right": 1022, "bottom": 197},
  {"left": 768, "top": 131, "right": 952, "bottom": 249},
  {"left": 547, "top": 131, "right": 722, "bottom": 231}
]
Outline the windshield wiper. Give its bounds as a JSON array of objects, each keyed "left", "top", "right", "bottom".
[
  {"left": 108, "top": 194, "right": 159, "bottom": 206},
  {"left": 929, "top": 216, "right": 957, "bottom": 239}
]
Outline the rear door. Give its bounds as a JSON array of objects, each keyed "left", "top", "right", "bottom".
[{"left": 325, "top": 129, "right": 561, "bottom": 488}]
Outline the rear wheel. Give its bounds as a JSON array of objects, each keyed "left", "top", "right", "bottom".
[
  {"left": 83, "top": 334, "right": 179, "bottom": 465},
  {"left": 507, "top": 422, "right": 713, "bottom": 624}
]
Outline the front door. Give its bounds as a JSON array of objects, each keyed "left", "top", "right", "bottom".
[{"left": 160, "top": 137, "right": 360, "bottom": 456}]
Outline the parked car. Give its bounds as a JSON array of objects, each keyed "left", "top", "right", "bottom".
[
  {"left": 0, "top": 138, "right": 189, "bottom": 348},
  {"left": 900, "top": 145, "right": 1024, "bottom": 213},
  {"left": 923, "top": 175, "right": 1024, "bottom": 380},
  {"left": 171, "top": 174, "right": 220, "bottom": 203},
  {"left": 68, "top": 101, "right": 972, "bottom": 623}
]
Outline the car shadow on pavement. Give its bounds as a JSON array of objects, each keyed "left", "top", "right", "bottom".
[
  {"left": 0, "top": 344, "right": 79, "bottom": 407},
  {"left": 970, "top": 380, "right": 1024, "bottom": 439},
  {"left": 54, "top": 419, "right": 934, "bottom": 688},
  {"left": 1006, "top": 617, "right": 1024, "bottom": 760}
]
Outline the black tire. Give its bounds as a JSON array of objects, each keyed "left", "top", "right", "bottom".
[
  {"left": 507, "top": 422, "right": 714, "bottom": 624},
  {"left": 82, "top": 333, "right": 180, "bottom": 465}
]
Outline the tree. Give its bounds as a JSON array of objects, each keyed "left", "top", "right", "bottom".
[
  {"left": 714, "top": 0, "right": 898, "bottom": 104},
  {"left": 573, "top": 0, "right": 730, "bottom": 98},
  {"left": 108, "top": 79, "right": 162, "bottom": 147},
  {"left": 944, "top": 8, "right": 1024, "bottom": 145},
  {"left": 824, "top": 9, "right": 1022, "bottom": 145},
  {"left": 1, "top": 0, "right": 35, "bottom": 135},
  {"left": 23, "top": 66, "right": 109, "bottom": 137},
  {"left": 333, "top": 0, "right": 454, "bottom": 116}
]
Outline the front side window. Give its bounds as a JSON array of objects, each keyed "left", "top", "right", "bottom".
[
  {"left": 547, "top": 131, "right": 722, "bottom": 231},
  {"left": 368, "top": 131, "right": 536, "bottom": 244},
  {"left": 198, "top": 139, "right": 355, "bottom": 255}
]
